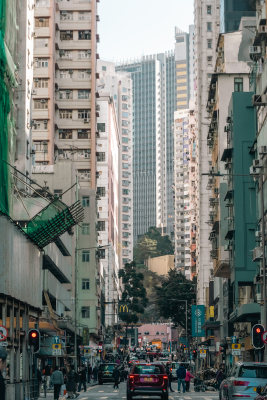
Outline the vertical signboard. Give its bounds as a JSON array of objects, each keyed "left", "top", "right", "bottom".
[{"left": 191, "top": 305, "right": 205, "bottom": 337}]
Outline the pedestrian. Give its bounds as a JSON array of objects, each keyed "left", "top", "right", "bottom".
[
  {"left": 216, "top": 364, "right": 226, "bottom": 389},
  {"left": 50, "top": 366, "right": 64, "bottom": 400},
  {"left": 87, "top": 363, "right": 92, "bottom": 383},
  {"left": 66, "top": 365, "right": 78, "bottom": 398},
  {"left": 166, "top": 362, "right": 174, "bottom": 392},
  {"left": 112, "top": 365, "right": 120, "bottom": 389},
  {"left": 92, "top": 364, "right": 98, "bottom": 382},
  {"left": 185, "top": 368, "right": 194, "bottom": 392},
  {"left": 176, "top": 363, "right": 186, "bottom": 393},
  {"left": 78, "top": 366, "right": 87, "bottom": 393},
  {"left": 0, "top": 348, "right": 7, "bottom": 400}
]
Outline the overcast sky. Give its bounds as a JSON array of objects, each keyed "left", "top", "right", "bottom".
[{"left": 98, "top": 0, "right": 194, "bottom": 62}]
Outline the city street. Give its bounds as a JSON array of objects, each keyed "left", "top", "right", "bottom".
[{"left": 38, "top": 383, "right": 219, "bottom": 400}]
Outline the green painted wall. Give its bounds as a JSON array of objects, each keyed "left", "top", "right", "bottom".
[{"left": 228, "top": 92, "right": 258, "bottom": 306}]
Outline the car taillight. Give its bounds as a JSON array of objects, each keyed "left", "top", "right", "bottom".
[
  {"left": 163, "top": 375, "right": 168, "bottom": 379},
  {"left": 233, "top": 380, "right": 249, "bottom": 386},
  {"left": 170, "top": 368, "right": 172, "bottom": 372}
]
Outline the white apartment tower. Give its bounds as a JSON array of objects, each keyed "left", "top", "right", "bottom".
[{"left": 194, "top": 0, "right": 220, "bottom": 304}]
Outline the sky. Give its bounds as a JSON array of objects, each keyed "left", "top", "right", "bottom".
[{"left": 98, "top": 0, "right": 194, "bottom": 62}]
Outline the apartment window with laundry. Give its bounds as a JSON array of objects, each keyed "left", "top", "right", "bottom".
[
  {"left": 207, "top": 5, "right": 212, "bottom": 14},
  {"left": 82, "top": 250, "right": 90, "bottom": 262},
  {"left": 82, "top": 279, "right": 90, "bottom": 290},
  {"left": 82, "top": 196, "right": 90, "bottom": 207},
  {"left": 234, "top": 77, "right": 243, "bottom": 92},
  {"left": 81, "top": 306, "right": 90, "bottom": 318}
]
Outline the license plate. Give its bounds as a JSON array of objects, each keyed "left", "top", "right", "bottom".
[{"left": 144, "top": 377, "right": 153, "bottom": 382}]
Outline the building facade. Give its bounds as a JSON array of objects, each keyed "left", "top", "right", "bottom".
[{"left": 220, "top": 0, "right": 256, "bottom": 33}]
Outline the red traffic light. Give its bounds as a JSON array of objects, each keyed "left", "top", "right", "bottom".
[
  {"left": 31, "top": 332, "right": 37, "bottom": 338},
  {"left": 28, "top": 329, "right": 40, "bottom": 353},
  {"left": 256, "top": 328, "right": 261, "bottom": 334},
  {"left": 252, "top": 324, "right": 264, "bottom": 349}
]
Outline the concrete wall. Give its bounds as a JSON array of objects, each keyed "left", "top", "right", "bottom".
[
  {"left": 147, "top": 255, "right": 174, "bottom": 276},
  {"left": 0, "top": 215, "right": 42, "bottom": 308}
]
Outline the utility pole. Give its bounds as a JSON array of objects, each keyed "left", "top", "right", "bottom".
[{"left": 74, "top": 175, "right": 78, "bottom": 370}]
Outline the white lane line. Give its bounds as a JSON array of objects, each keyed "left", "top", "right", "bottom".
[
  {"left": 100, "top": 397, "right": 108, "bottom": 399},
  {"left": 98, "top": 390, "right": 105, "bottom": 392}
]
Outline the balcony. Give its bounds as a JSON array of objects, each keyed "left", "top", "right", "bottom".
[
  {"left": 35, "top": 7, "right": 51, "bottom": 18},
  {"left": 56, "top": 76, "right": 92, "bottom": 90},
  {"left": 214, "top": 246, "right": 230, "bottom": 278},
  {"left": 56, "top": 39, "right": 91, "bottom": 51},
  {"left": 253, "top": 246, "right": 263, "bottom": 261},
  {"left": 34, "top": 46, "right": 49, "bottom": 57},
  {"left": 35, "top": 27, "right": 50, "bottom": 38},
  {"left": 32, "top": 130, "right": 49, "bottom": 141},
  {"left": 32, "top": 109, "right": 49, "bottom": 120},
  {"left": 57, "top": 1, "right": 92, "bottom": 11},
  {"left": 55, "top": 98, "right": 91, "bottom": 109}
]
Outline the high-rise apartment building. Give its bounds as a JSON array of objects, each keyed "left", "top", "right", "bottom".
[
  {"left": 220, "top": 0, "right": 256, "bottom": 33},
  {"left": 194, "top": 0, "right": 220, "bottom": 304},
  {"left": 117, "top": 53, "right": 176, "bottom": 241},
  {"left": 97, "top": 60, "right": 133, "bottom": 266},
  {"left": 32, "top": 0, "right": 101, "bottom": 347}
]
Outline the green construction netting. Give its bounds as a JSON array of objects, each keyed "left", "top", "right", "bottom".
[
  {"left": 0, "top": 0, "right": 10, "bottom": 215},
  {"left": 23, "top": 199, "right": 84, "bottom": 249}
]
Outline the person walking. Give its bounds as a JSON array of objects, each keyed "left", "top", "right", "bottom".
[
  {"left": 112, "top": 365, "right": 120, "bottom": 389},
  {"left": 66, "top": 365, "right": 78, "bottom": 398},
  {"left": 78, "top": 366, "right": 87, "bottom": 393},
  {"left": 165, "top": 362, "right": 174, "bottom": 392},
  {"left": 0, "top": 348, "right": 7, "bottom": 400},
  {"left": 50, "top": 366, "right": 64, "bottom": 400},
  {"left": 216, "top": 364, "right": 226, "bottom": 389},
  {"left": 185, "top": 368, "right": 194, "bottom": 392},
  {"left": 87, "top": 364, "right": 92, "bottom": 383},
  {"left": 92, "top": 364, "right": 98, "bottom": 382},
  {"left": 176, "top": 363, "right": 186, "bottom": 393}
]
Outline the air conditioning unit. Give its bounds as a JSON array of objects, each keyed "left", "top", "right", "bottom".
[
  {"left": 249, "top": 46, "right": 261, "bottom": 55},
  {"left": 250, "top": 165, "right": 260, "bottom": 175},
  {"left": 253, "top": 159, "right": 263, "bottom": 168},
  {"left": 252, "top": 94, "right": 267, "bottom": 106},
  {"left": 253, "top": 246, "right": 263, "bottom": 261}
]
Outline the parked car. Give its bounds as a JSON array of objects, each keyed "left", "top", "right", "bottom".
[
  {"left": 219, "top": 362, "right": 267, "bottom": 400},
  {"left": 98, "top": 363, "right": 116, "bottom": 384},
  {"left": 127, "top": 362, "right": 169, "bottom": 400}
]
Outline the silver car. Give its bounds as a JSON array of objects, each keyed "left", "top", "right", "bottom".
[{"left": 220, "top": 362, "right": 267, "bottom": 400}]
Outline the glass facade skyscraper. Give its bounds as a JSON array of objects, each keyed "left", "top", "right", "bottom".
[{"left": 220, "top": 0, "right": 256, "bottom": 32}]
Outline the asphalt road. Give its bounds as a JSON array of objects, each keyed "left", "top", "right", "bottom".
[{"left": 53, "top": 382, "right": 220, "bottom": 400}]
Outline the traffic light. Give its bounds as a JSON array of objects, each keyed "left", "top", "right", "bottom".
[
  {"left": 28, "top": 329, "right": 40, "bottom": 353},
  {"left": 252, "top": 324, "right": 264, "bottom": 349},
  {"left": 192, "top": 350, "right": 197, "bottom": 360}
]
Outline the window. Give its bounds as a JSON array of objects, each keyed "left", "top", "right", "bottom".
[
  {"left": 34, "top": 78, "right": 48, "bottom": 88},
  {"left": 54, "top": 189, "right": 62, "bottom": 199},
  {"left": 207, "top": 22, "right": 212, "bottom": 31},
  {"left": 207, "top": 39, "right": 212, "bottom": 49},
  {"left": 122, "top": 95, "right": 128, "bottom": 101},
  {"left": 59, "top": 109, "right": 72, "bottom": 119},
  {"left": 59, "top": 70, "right": 71, "bottom": 79},
  {"left": 122, "top": 120, "right": 128, "bottom": 126},
  {"left": 97, "top": 123, "right": 105, "bottom": 132},
  {"left": 123, "top": 224, "right": 129, "bottom": 229},
  {"left": 97, "top": 152, "right": 105, "bottom": 162},
  {"left": 60, "top": 31, "right": 73, "bottom": 40},
  {"left": 81, "top": 306, "right": 90, "bottom": 318},
  {"left": 82, "top": 279, "right": 90, "bottom": 290},
  {"left": 122, "top": 112, "right": 129, "bottom": 118},
  {"left": 78, "top": 169, "right": 91, "bottom": 181},
  {"left": 207, "top": 56, "right": 213, "bottom": 62},
  {"left": 78, "top": 130, "right": 90, "bottom": 139},
  {"left": 78, "top": 50, "right": 91, "bottom": 59},
  {"left": 122, "top": 241, "right": 128, "bottom": 247},
  {"left": 97, "top": 187, "right": 106, "bottom": 196},
  {"left": 59, "top": 90, "right": 73, "bottom": 99},
  {"left": 123, "top": 232, "right": 129, "bottom": 238},
  {"left": 35, "top": 58, "right": 48, "bottom": 68},
  {"left": 59, "top": 50, "right": 72, "bottom": 60},
  {"left": 78, "top": 109, "right": 90, "bottom": 119},
  {"left": 82, "top": 196, "right": 90, "bottom": 207},
  {"left": 234, "top": 77, "right": 243, "bottom": 92},
  {"left": 59, "top": 129, "right": 73, "bottom": 139},
  {"left": 207, "top": 5, "right": 212, "bottom": 14},
  {"left": 60, "top": 11, "right": 73, "bottom": 21},
  {"left": 78, "top": 70, "right": 90, "bottom": 79},
  {"left": 78, "top": 90, "right": 90, "bottom": 99},
  {"left": 34, "top": 99, "right": 48, "bottom": 109},
  {"left": 97, "top": 249, "right": 105, "bottom": 259},
  {"left": 78, "top": 30, "right": 91, "bottom": 40},
  {"left": 82, "top": 250, "right": 90, "bottom": 262},
  {"left": 122, "top": 189, "right": 129, "bottom": 195},
  {"left": 122, "top": 146, "right": 128, "bottom": 152},
  {"left": 102, "top": 66, "right": 107, "bottom": 71},
  {"left": 78, "top": 12, "right": 91, "bottom": 21},
  {"left": 82, "top": 223, "right": 90, "bottom": 235},
  {"left": 98, "top": 221, "right": 105, "bottom": 231},
  {"left": 35, "top": 17, "right": 49, "bottom": 27},
  {"left": 122, "top": 137, "right": 129, "bottom": 143}
]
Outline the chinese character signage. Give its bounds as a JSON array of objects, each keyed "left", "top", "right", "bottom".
[{"left": 191, "top": 305, "right": 205, "bottom": 337}]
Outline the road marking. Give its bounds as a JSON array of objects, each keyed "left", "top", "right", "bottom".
[
  {"left": 98, "top": 390, "right": 105, "bottom": 392},
  {"left": 100, "top": 397, "right": 108, "bottom": 399}
]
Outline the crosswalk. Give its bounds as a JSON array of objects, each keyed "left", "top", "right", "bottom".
[{"left": 170, "top": 395, "right": 218, "bottom": 400}]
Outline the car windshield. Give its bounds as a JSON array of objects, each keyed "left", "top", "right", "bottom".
[
  {"left": 133, "top": 365, "right": 164, "bottom": 375},
  {"left": 100, "top": 364, "right": 115, "bottom": 371},
  {"left": 239, "top": 366, "right": 267, "bottom": 379}
]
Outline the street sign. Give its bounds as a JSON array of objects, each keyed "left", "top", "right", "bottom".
[
  {"left": 52, "top": 343, "right": 62, "bottom": 350},
  {"left": 232, "top": 336, "right": 237, "bottom": 344},
  {"left": 0, "top": 342, "right": 8, "bottom": 347},
  {"left": 53, "top": 336, "right": 60, "bottom": 344},
  {"left": 199, "top": 349, "right": 206, "bottom": 358},
  {"left": 232, "top": 343, "right": 241, "bottom": 356},
  {"left": 52, "top": 348, "right": 62, "bottom": 356},
  {"left": 262, "top": 331, "right": 267, "bottom": 344},
  {"left": 0, "top": 326, "right": 8, "bottom": 342}
]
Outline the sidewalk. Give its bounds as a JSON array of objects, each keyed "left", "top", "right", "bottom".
[{"left": 38, "top": 382, "right": 98, "bottom": 399}]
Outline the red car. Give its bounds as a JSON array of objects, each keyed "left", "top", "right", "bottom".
[{"left": 127, "top": 363, "right": 169, "bottom": 400}]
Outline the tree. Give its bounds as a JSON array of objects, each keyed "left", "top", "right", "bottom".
[
  {"left": 155, "top": 269, "right": 196, "bottom": 332},
  {"left": 133, "top": 226, "right": 174, "bottom": 265},
  {"left": 119, "top": 261, "right": 148, "bottom": 324}
]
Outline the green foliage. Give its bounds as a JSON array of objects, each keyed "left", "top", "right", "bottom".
[
  {"left": 138, "top": 267, "right": 163, "bottom": 323},
  {"left": 156, "top": 269, "right": 196, "bottom": 331},
  {"left": 134, "top": 226, "right": 174, "bottom": 264},
  {"left": 119, "top": 261, "right": 148, "bottom": 324}
]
